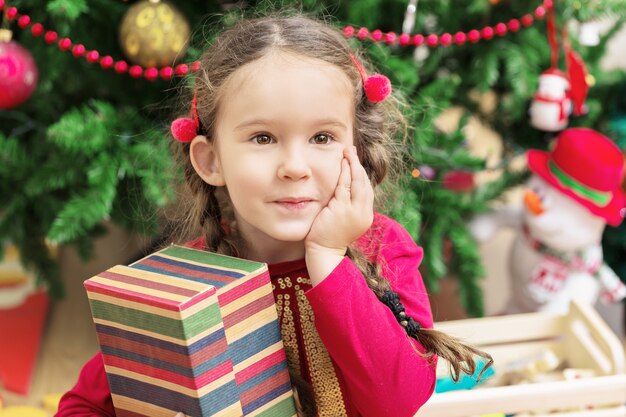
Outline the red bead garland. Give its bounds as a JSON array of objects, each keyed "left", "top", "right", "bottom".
[
  {"left": 468, "top": 30, "right": 480, "bottom": 43},
  {"left": 1, "top": 0, "right": 548, "bottom": 80},
  {"left": 129, "top": 65, "right": 143, "bottom": 78},
  {"left": 440, "top": 33, "right": 452, "bottom": 46},
  {"left": 508, "top": 19, "right": 521, "bottom": 32},
  {"left": 521, "top": 14, "right": 534, "bottom": 27},
  {"left": 44, "top": 31, "right": 58, "bottom": 44},
  {"left": 58, "top": 38, "right": 72, "bottom": 51},
  {"left": 100, "top": 56, "right": 114, "bottom": 69},
  {"left": 17, "top": 15, "right": 30, "bottom": 28},
  {"left": 72, "top": 44, "right": 85, "bottom": 58},
  {"left": 6, "top": 6, "right": 17, "bottom": 19},
  {"left": 31, "top": 23, "right": 44, "bottom": 37},
  {"left": 86, "top": 50, "right": 99, "bottom": 63},
  {"left": 114, "top": 60, "right": 129, "bottom": 74},
  {"left": 0, "top": 2, "right": 199, "bottom": 81},
  {"left": 343, "top": 0, "right": 547, "bottom": 48},
  {"left": 454, "top": 32, "right": 466, "bottom": 45}
]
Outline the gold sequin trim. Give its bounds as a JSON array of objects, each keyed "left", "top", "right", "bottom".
[
  {"left": 295, "top": 278, "right": 348, "bottom": 417},
  {"left": 275, "top": 291, "right": 300, "bottom": 374}
]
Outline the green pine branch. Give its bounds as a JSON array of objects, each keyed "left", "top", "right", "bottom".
[{"left": 47, "top": 154, "right": 119, "bottom": 243}]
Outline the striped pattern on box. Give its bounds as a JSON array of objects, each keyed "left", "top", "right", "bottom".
[{"left": 85, "top": 245, "right": 297, "bottom": 417}]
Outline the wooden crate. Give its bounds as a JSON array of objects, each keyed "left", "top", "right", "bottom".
[{"left": 417, "top": 300, "right": 626, "bottom": 417}]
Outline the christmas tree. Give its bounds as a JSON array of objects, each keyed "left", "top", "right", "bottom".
[{"left": 1, "top": 0, "right": 625, "bottom": 315}]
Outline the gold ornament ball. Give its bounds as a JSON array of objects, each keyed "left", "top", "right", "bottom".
[{"left": 119, "top": 0, "right": 190, "bottom": 67}]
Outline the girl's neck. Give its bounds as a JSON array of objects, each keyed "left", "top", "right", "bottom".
[
  {"left": 232, "top": 222, "right": 306, "bottom": 264},
  {"left": 243, "top": 239, "right": 306, "bottom": 264}
]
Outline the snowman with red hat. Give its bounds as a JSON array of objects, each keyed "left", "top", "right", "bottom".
[
  {"left": 529, "top": 68, "right": 572, "bottom": 132},
  {"left": 528, "top": 0, "right": 589, "bottom": 133},
  {"left": 470, "top": 128, "right": 626, "bottom": 314}
]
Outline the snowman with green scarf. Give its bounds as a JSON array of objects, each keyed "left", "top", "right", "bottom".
[{"left": 471, "top": 128, "right": 626, "bottom": 314}]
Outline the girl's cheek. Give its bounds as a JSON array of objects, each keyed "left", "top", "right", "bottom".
[{"left": 324, "top": 152, "right": 344, "bottom": 181}]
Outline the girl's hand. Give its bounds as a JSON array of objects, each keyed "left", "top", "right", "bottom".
[{"left": 305, "top": 146, "right": 374, "bottom": 256}]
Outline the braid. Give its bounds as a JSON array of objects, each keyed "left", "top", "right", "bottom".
[
  {"left": 346, "top": 246, "right": 493, "bottom": 383},
  {"left": 202, "top": 186, "right": 243, "bottom": 258},
  {"left": 202, "top": 185, "right": 224, "bottom": 251}
]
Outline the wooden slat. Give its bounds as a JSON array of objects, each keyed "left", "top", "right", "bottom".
[
  {"left": 417, "top": 374, "right": 626, "bottom": 417},
  {"left": 434, "top": 311, "right": 566, "bottom": 346},
  {"left": 567, "top": 301, "right": 626, "bottom": 374}
]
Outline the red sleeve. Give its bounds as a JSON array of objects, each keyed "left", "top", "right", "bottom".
[
  {"left": 55, "top": 352, "right": 115, "bottom": 417},
  {"left": 305, "top": 214, "right": 436, "bottom": 417}
]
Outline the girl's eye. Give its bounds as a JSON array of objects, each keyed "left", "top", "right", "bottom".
[
  {"left": 252, "top": 134, "right": 273, "bottom": 145},
  {"left": 311, "top": 133, "right": 334, "bottom": 145}
]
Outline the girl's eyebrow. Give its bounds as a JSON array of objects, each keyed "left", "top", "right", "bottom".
[
  {"left": 314, "top": 119, "right": 349, "bottom": 130},
  {"left": 234, "top": 119, "right": 274, "bottom": 130},
  {"left": 234, "top": 118, "right": 348, "bottom": 131}
]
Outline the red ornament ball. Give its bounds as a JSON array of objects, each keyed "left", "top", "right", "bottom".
[
  {"left": 442, "top": 170, "right": 475, "bottom": 192},
  {"left": 0, "top": 40, "right": 38, "bottom": 109}
]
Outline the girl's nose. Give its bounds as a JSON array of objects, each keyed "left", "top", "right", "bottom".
[
  {"left": 277, "top": 148, "right": 312, "bottom": 180},
  {"left": 524, "top": 190, "right": 545, "bottom": 216}
]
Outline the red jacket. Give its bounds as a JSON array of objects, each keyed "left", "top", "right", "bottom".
[{"left": 56, "top": 213, "right": 436, "bottom": 417}]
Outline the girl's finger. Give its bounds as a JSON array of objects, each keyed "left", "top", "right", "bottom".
[
  {"left": 347, "top": 146, "right": 366, "bottom": 202},
  {"left": 336, "top": 157, "right": 351, "bottom": 200},
  {"left": 348, "top": 146, "right": 364, "bottom": 183}
]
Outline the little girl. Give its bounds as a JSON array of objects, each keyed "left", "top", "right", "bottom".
[{"left": 57, "top": 13, "right": 492, "bottom": 417}]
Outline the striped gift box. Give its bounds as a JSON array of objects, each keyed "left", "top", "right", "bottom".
[{"left": 84, "top": 245, "right": 297, "bottom": 417}]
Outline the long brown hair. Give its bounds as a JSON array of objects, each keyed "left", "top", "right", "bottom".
[{"left": 169, "top": 12, "right": 492, "bottom": 415}]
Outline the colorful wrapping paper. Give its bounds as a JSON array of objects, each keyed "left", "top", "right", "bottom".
[{"left": 84, "top": 245, "right": 297, "bottom": 417}]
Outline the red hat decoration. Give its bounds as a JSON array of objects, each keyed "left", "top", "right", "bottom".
[{"left": 527, "top": 128, "right": 626, "bottom": 226}]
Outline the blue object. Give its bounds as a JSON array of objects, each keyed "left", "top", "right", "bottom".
[{"left": 435, "top": 358, "right": 495, "bottom": 393}]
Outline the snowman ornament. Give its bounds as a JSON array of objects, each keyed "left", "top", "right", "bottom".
[
  {"left": 471, "top": 128, "right": 626, "bottom": 314},
  {"left": 529, "top": 69, "right": 572, "bottom": 132}
]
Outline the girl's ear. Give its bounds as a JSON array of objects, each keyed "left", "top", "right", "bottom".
[{"left": 189, "top": 136, "right": 226, "bottom": 186}]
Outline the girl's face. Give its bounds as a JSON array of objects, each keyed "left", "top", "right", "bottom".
[{"left": 191, "top": 51, "right": 355, "bottom": 262}]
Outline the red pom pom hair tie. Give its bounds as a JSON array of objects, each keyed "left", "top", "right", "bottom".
[
  {"left": 349, "top": 53, "right": 391, "bottom": 103},
  {"left": 171, "top": 94, "right": 199, "bottom": 143}
]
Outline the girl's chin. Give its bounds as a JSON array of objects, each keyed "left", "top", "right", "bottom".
[{"left": 270, "top": 230, "right": 309, "bottom": 243}]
